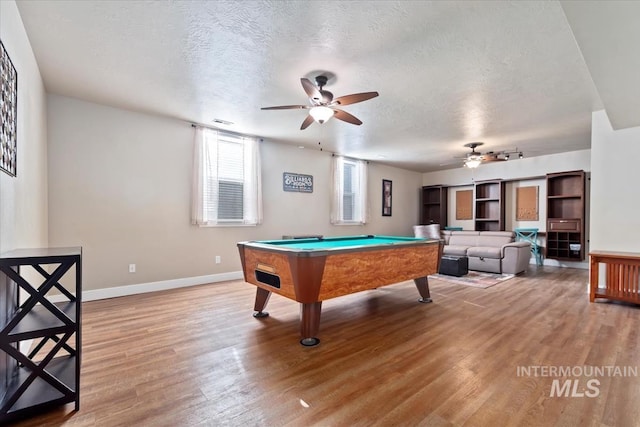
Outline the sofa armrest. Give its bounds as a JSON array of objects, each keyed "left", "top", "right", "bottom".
[
  {"left": 501, "top": 242, "right": 531, "bottom": 274},
  {"left": 500, "top": 241, "right": 530, "bottom": 254}
]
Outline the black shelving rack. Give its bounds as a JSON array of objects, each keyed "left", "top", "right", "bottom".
[{"left": 1, "top": 247, "right": 82, "bottom": 424}]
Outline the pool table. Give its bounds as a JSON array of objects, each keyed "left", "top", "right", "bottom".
[{"left": 237, "top": 235, "right": 442, "bottom": 346}]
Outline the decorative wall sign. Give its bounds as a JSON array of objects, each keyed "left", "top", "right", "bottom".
[
  {"left": 283, "top": 172, "right": 313, "bottom": 193},
  {"left": 516, "top": 186, "right": 539, "bottom": 220},
  {"left": 456, "top": 190, "right": 473, "bottom": 220},
  {"left": 1, "top": 40, "right": 18, "bottom": 177},
  {"left": 382, "top": 179, "right": 392, "bottom": 216}
]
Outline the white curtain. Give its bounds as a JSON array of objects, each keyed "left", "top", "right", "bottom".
[
  {"left": 330, "top": 156, "right": 342, "bottom": 225},
  {"left": 358, "top": 158, "right": 368, "bottom": 224},
  {"left": 242, "top": 136, "right": 263, "bottom": 225},
  {"left": 191, "top": 126, "right": 207, "bottom": 225}
]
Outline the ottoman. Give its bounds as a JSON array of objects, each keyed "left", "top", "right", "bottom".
[{"left": 439, "top": 255, "right": 469, "bottom": 277}]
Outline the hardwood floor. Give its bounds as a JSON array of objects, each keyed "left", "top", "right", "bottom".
[{"left": 10, "top": 266, "right": 640, "bottom": 426}]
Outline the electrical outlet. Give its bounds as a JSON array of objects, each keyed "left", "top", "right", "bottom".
[
  {"left": 129, "top": 264, "right": 136, "bottom": 273},
  {"left": 215, "top": 256, "right": 221, "bottom": 264}
]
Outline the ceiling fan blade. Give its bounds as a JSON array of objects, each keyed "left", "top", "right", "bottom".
[
  {"left": 332, "top": 91, "right": 379, "bottom": 106},
  {"left": 300, "top": 115, "right": 315, "bottom": 130},
  {"left": 261, "top": 105, "right": 308, "bottom": 110},
  {"left": 333, "top": 109, "right": 363, "bottom": 126},
  {"left": 301, "top": 78, "right": 322, "bottom": 102}
]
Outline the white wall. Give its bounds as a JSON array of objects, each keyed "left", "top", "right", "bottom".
[
  {"left": 590, "top": 110, "right": 640, "bottom": 252},
  {"left": 0, "top": 0, "right": 48, "bottom": 253},
  {"left": 47, "top": 95, "right": 422, "bottom": 292}
]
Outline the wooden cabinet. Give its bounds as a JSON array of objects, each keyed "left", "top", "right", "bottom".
[
  {"left": 474, "top": 180, "right": 505, "bottom": 231},
  {"left": 546, "top": 171, "right": 585, "bottom": 260},
  {"left": 0, "top": 248, "right": 82, "bottom": 424},
  {"left": 420, "top": 185, "right": 448, "bottom": 226},
  {"left": 590, "top": 251, "right": 640, "bottom": 304}
]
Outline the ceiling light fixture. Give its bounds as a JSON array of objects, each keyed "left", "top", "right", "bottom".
[
  {"left": 309, "top": 106, "right": 334, "bottom": 124},
  {"left": 464, "top": 156, "right": 482, "bottom": 169},
  {"left": 460, "top": 142, "right": 524, "bottom": 169}
]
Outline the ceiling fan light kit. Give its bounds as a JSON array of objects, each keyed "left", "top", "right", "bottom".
[
  {"left": 261, "top": 75, "right": 379, "bottom": 129},
  {"left": 309, "top": 106, "right": 335, "bottom": 123},
  {"left": 464, "top": 157, "right": 482, "bottom": 168},
  {"left": 461, "top": 142, "right": 523, "bottom": 168}
]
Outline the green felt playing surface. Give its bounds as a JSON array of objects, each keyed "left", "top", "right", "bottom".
[{"left": 259, "top": 235, "right": 427, "bottom": 250}]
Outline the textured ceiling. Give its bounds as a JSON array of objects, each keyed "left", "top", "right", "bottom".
[{"left": 15, "top": 1, "right": 633, "bottom": 172}]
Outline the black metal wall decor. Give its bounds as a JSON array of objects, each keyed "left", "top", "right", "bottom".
[
  {"left": 1, "top": 40, "right": 18, "bottom": 177},
  {"left": 382, "top": 179, "right": 392, "bottom": 216}
]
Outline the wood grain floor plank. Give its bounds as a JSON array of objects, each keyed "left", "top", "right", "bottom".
[{"left": 8, "top": 266, "right": 640, "bottom": 426}]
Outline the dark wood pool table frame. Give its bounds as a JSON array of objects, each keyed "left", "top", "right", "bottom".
[{"left": 237, "top": 236, "right": 442, "bottom": 346}]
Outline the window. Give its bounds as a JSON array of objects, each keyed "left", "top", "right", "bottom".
[
  {"left": 192, "top": 127, "right": 262, "bottom": 226},
  {"left": 331, "top": 156, "right": 368, "bottom": 224}
]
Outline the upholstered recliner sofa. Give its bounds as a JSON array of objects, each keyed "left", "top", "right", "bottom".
[{"left": 441, "top": 230, "right": 530, "bottom": 275}]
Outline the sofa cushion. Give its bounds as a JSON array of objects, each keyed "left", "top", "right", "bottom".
[
  {"left": 443, "top": 245, "right": 471, "bottom": 256},
  {"left": 448, "top": 231, "right": 479, "bottom": 247},
  {"left": 476, "top": 234, "right": 514, "bottom": 247},
  {"left": 467, "top": 246, "right": 503, "bottom": 259},
  {"left": 479, "top": 232, "right": 515, "bottom": 238}
]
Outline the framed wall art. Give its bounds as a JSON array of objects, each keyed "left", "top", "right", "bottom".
[
  {"left": 1, "top": 40, "right": 18, "bottom": 177},
  {"left": 382, "top": 179, "right": 392, "bottom": 216}
]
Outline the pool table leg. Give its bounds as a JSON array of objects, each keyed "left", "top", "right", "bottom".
[
  {"left": 299, "top": 301, "right": 322, "bottom": 346},
  {"left": 253, "top": 287, "right": 272, "bottom": 318},
  {"left": 414, "top": 277, "right": 432, "bottom": 303}
]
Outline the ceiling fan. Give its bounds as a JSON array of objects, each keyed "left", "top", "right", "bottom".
[
  {"left": 261, "top": 75, "right": 379, "bottom": 130},
  {"left": 461, "top": 142, "right": 523, "bottom": 168}
]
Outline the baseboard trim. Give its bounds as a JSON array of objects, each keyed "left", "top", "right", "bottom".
[
  {"left": 49, "top": 271, "right": 244, "bottom": 303},
  {"left": 528, "top": 257, "right": 588, "bottom": 269}
]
